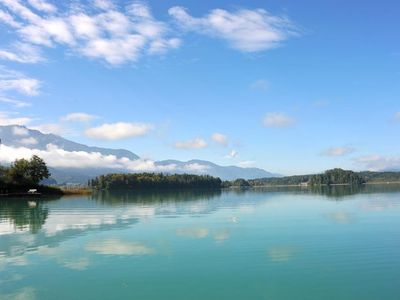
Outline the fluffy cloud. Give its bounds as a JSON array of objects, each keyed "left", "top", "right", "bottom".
[
  {"left": 12, "top": 126, "right": 29, "bottom": 136},
  {"left": 62, "top": 112, "right": 98, "bottom": 122},
  {"left": 31, "top": 123, "right": 65, "bottom": 135},
  {"left": 0, "top": 78, "right": 41, "bottom": 96},
  {"left": 0, "top": 143, "right": 177, "bottom": 172},
  {"left": 356, "top": 155, "right": 400, "bottom": 171},
  {"left": 0, "top": 9, "right": 21, "bottom": 27},
  {"left": 0, "top": 111, "right": 33, "bottom": 126},
  {"left": 263, "top": 112, "right": 295, "bottom": 128},
  {"left": 250, "top": 79, "right": 269, "bottom": 91},
  {"left": 0, "top": 43, "right": 44, "bottom": 63},
  {"left": 94, "top": 0, "right": 115, "bottom": 11},
  {"left": 0, "top": 2, "right": 301, "bottom": 65},
  {"left": 321, "top": 146, "right": 355, "bottom": 157},
  {"left": 225, "top": 150, "right": 238, "bottom": 158},
  {"left": 211, "top": 132, "right": 228, "bottom": 146},
  {"left": 27, "top": 0, "right": 56, "bottom": 13},
  {"left": 0, "top": 0, "right": 181, "bottom": 65},
  {"left": 0, "top": 66, "right": 41, "bottom": 98},
  {"left": 19, "top": 137, "right": 38, "bottom": 145},
  {"left": 169, "top": 6, "right": 297, "bottom": 52},
  {"left": 175, "top": 138, "right": 207, "bottom": 149},
  {"left": 85, "top": 122, "right": 152, "bottom": 140}
]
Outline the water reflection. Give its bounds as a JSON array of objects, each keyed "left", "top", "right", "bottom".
[
  {"left": 92, "top": 188, "right": 222, "bottom": 204},
  {"left": 0, "top": 200, "right": 49, "bottom": 234},
  {"left": 1, "top": 185, "right": 400, "bottom": 299},
  {"left": 253, "top": 183, "right": 400, "bottom": 199}
]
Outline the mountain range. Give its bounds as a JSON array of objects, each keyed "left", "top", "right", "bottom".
[{"left": 0, "top": 125, "right": 278, "bottom": 184}]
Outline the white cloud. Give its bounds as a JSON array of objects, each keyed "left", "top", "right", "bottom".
[
  {"left": 322, "top": 146, "right": 355, "bottom": 157},
  {"left": 175, "top": 138, "right": 207, "bottom": 149},
  {"left": 250, "top": 79, "right": 269, "bottom": 91},
  {"left": 0, "top": 78, "right": 41, "bottom": 96},
  {"left": 31, "top": 123, "right": 65, "bottom": 135},
  {"left": 62, "top": 112, "right": 98, "bottom": 122},
  {"left": 0, "top": 143, "right": 178, "bottom": 172},
  {"left": 27, "top": 0, "right": 56, "bottom": 13},
  {"left": 0, "top": 96, "right": 30, "bottom": 108},
  {"left": 211, "top": 132, "right": 228, "bottom": 146},
  {"left": 237, "top": 160, "right": 255, "bottom": 168},
  {"left": 0, "top": 1, "right": 181, "bottom": 65},
  {"left": 0, "top": 111, "right": 33, "bottom": 126},
  {"left": 356, "top": 155, "right": 400, "bottom": 171},
  {"left": 12, "top": 126, "right": 29, "bottom": 136},
  {"left": 19, "top": 137, "right": 38, "bottom": 145},
  {"left": 169, "top": 6, "right": 297, "bottom": 52},
  {"left": 0, "top": 42, "right": 44, "bottom": 63},
  {"left": 263, "top": 112, "right": 295, "bottom": 128},
  {"left": 0, "top": 9, "right": 21, "bottom": 28},
  {"left": 85, "top": 122, "right": 152, "bottom": 140},
  {"left": 0, "top": 67, "right": 41, "bottom": 96},
  {"left": 86, "top": 239, "right": 154, "bottom": 255},
  {"left": 93, "top": 0, "right": 115, "bottom": 11},
  {"left": 395, "top": 112, "right": 400, "bottom": 122},
  {"left": 225, "top": 149, "right": 238, "bottom": 158}
]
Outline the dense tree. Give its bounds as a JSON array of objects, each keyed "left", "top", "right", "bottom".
[
  {"left": 223, "top": 178, "right": 250, "bottom": 187},
  {"left": 90, "top": 173, "right": 222, "bottom": 190},
  {"left": 309, "top": 168, "right": 365, "bottom": 186},
  {"left": 28, "top": 155, "right": 51, "bottom": 185},
  {"left": 0, "top": 156, "right": 51, "bottom": 190}
]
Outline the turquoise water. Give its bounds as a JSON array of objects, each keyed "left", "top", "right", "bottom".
[{"left": 1, "top": 186, "right": 400, "bottom": 299}]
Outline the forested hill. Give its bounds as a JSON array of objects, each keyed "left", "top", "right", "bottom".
[
  {"left": 248, "top": 169, "right": 400, "bottom": 187},
  {"left": 90, "top": 173, "right": 222, "bottom": 190}
]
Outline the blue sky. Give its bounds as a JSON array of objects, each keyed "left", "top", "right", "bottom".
[{"left": 0, "top": 0, "right": 399, "bottom": 175}]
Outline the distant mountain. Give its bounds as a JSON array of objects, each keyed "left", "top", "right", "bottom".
[
  {"left": 0, "top": 125, "right": 139, "bottom": 160},
  {"left": 0, "top": 125, "right": 277, "bottom": 184},
  {"left": 156, "top": 159, "right": 277, "bottom": 181}
]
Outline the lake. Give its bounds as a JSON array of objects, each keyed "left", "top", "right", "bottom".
[{"left": 1, "top": 185, "right": 400, "bottom": 299}]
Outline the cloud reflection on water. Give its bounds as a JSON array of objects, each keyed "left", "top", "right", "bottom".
[{"left": 85, "top": 239, "right": 155, "bottom": 256}]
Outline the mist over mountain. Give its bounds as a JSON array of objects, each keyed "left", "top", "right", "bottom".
[
  {"left": 0, "top": 125, "right": 277, "bottom": 184},
  {"left": 0, "top": 125, "right": 139, "bottom": 160}
]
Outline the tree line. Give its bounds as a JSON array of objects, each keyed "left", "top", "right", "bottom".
[
  {"left": 0, "top": 155, "right": 52, "bottom": 193},
  {"left": 90, "top": 173, "right": 222, "bottom": 190},
  {"left": 248, "top": 168, "right": 368, "bottom": 187}
]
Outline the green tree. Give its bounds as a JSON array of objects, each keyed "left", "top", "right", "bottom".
[
  {"left": 8, "top": 158, "right": 31, "bottom": 185},
  {"left": 28, "top": 155, "right": 51, "bottom": 185},
  {"left": 8, "top": 156, "right": 50, "bottom": 186}
]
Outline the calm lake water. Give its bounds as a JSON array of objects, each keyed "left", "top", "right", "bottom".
[{"left": 1, "top": 185, "right": 400, "bottom": 299}]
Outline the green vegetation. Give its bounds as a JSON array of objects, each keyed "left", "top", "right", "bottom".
[
  {"left": 90, "top": 173, "right": 222, "bottom": 190},
  {"left": 0, "top": 156, "right": 63, "bottom": 195},
  {"left": 309, "top": 168, "right": 365, "bottom": 186},
  {"left": 222, "top": 178, "right": 251, "bottom": 188},
  {"left": 249, "top": 175, "right": 312, "bottom": 186},
  {"left": 250, "top": 168, "right": 377, "bottom": 187},
  {"left": 358, "top": 171, "right": 400, "bottom": 183}
]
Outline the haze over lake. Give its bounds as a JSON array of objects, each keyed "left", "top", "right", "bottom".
[{"left": 1, "top": 185, "right": 400, "bottom": 300}]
